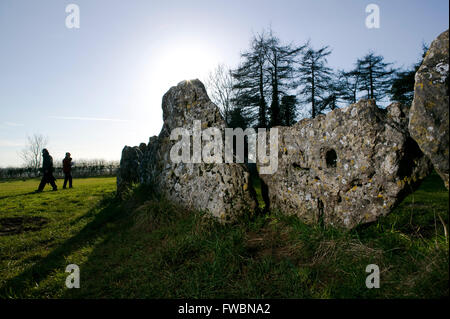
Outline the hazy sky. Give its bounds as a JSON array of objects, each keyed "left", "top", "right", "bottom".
[{"left": 0, "top": 0, "right": 448, "bottom": 167}]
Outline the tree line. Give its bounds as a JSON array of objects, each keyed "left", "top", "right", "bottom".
[
  {"left": 0, "top": 133, "right": 119, "bottom": 179},
  {"left": 206, "top": 28, "right": 427, "bottom": 129},
  {"left": 0, "top": 159, "right": 119, "bottom": 180}
]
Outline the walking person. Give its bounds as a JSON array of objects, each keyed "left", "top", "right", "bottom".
[
  {"left": 36, "top": 149, "right": 57, "bottom": 192},
  {"left": 63, "top": 152, "right": 73, "bottom": 189}
]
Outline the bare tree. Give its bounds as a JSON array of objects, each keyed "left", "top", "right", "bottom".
[
  {"left": 205, "top": 64, "right": 235, "bottom": 125},
  {"left": 20, "top": 134, "right": 48, "bottom": 170}
]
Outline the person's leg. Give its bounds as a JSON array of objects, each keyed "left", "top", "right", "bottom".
[
  {"left": 63, "top": 174, "right": 68, "bottom": 189},
  {"left": 37, "top": 176, "right": 46, "bottom": 191},
  {"left": 50, "top": 177, "right": 57, "bottom": 191},
  {"left": 69, "top": 174, "right": 73, "bottom": 188}
]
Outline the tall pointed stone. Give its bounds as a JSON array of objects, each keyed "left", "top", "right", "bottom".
[{"left": 409, "top": 29, "right": 449, "bottom": 189}]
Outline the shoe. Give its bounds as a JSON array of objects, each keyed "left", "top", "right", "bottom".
[
  {"left": 35, "top": 189, "right": 42, "bottom": 193},
  {"left": 52, "top": 188, "right": 58, "bottom": 191}
]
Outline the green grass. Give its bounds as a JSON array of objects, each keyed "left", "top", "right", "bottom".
[
  {"left": 0, "top": 173, "right": 448, "bottom": 298},
  {"left": 0, "top": 177, "right": 117, "bottom": 298}
]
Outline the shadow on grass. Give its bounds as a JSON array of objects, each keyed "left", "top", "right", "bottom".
[
  {"left": 1, "top": 172, "right": 447, "bottom": 298},
  {"left": 0, "top": 191, "right": 41, "bottom": 200},
  {"left": 0, "top": 194, "right": 124, "bottom": 298},
  {"left": 68, "top": 195, "right": 120, "bottom": 226}
]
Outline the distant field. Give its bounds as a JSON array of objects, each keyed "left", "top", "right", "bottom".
[{"left": 0, "top": 173, "right": 448, "bottom": 298}]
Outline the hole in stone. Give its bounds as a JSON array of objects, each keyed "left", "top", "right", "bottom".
[
  {"left": 325, "top": 149, "right": 337, "bottom": 168},
  {"left": 293, "top": 163, "right": 310, "bottom": 171},
  {"left": 349, "top": 178, "right": 363, "bottom": 188}
]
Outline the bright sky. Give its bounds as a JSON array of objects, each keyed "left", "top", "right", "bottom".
[{"left": 0, "top": 0, "right": 448, "bottom": 167}]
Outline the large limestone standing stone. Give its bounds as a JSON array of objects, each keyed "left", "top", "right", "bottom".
[
  {"left": 409, "top": 29, "right": 449, "bottom": 189},
  {"left": 258, "top": 100, "right": 432, "bottom": 229},
  {"left": 137, "top": 79, "right": 258, "bottom": 221}
]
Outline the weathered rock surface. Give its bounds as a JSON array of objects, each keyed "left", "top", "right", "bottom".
[
  {"left": 409, "top": 29, "right": 449, "bottom": 189},
  {"left": 117, "top": 146, "right": 143, "bottom": 195},
  {"left": 121, "top": 79, "right": 258, "bottom": 221},
  {"left": 258, "top": 100, "right": 432, "bottom": 229}
]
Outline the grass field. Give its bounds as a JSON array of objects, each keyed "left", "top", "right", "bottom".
[{"left": 0, "top": 172, "right": 448, "bottom": 298}]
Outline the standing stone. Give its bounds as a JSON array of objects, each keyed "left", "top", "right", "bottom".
[
  {"left": 117, "top": 146, "right": 143, "bottom": 195},
  {"left": 258, "top": 100, "right": 432, "bottom": 229},
  {"left": 136, "top": 79, "right": 258, "bottom": 221},
  {"left": 409, "top": 29, "right": 449, "bottom": 189}
]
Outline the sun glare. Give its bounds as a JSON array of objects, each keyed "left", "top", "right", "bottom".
[{"left": 153, "top": 40, "right": 218, "bottom": 87}]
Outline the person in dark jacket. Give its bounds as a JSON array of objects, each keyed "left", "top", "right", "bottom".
[
  {"left": 62, "top": 152, "right": 73, "bottom": 189},
  {"left": 36, "top": 149, "right": 57, "bottom": 192}
]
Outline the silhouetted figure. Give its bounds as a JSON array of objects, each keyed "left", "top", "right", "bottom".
[
  {"left": 36, "top": 149, "right": 57, "bottom": 192},
  {"left": 62, "top": 152, "right": 73, "bottom": 189}
]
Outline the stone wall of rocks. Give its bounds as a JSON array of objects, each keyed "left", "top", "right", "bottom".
[
  {"left": 258, "top": 100, "right": 432, "bottom": 229},
  {"left": 118, "top": 29, "right": 448, "bottom": 228},
  {"left": 118, "top": 80, "right": 258, "bottom": 221}
]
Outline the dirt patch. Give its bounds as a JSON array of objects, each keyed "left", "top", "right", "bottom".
[
  {"left": 0, "top": 216, "right": 48, "bottom": 236},
  {"left": 245, "top": 223, "right": 300, "bottom": 261}
]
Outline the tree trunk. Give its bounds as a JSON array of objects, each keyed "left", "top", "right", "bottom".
[
  {"left": 258, "top": 62, "right": 266, "bottom": 128},
  {"left": 369, "top": 64, "right": 374, "bottom": 99},
  {"left": 311, "top": 64, "right": 316, "bottom": 118},
  {"left": 270, "top": 56, "right": 280, "bottom": 126}
]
